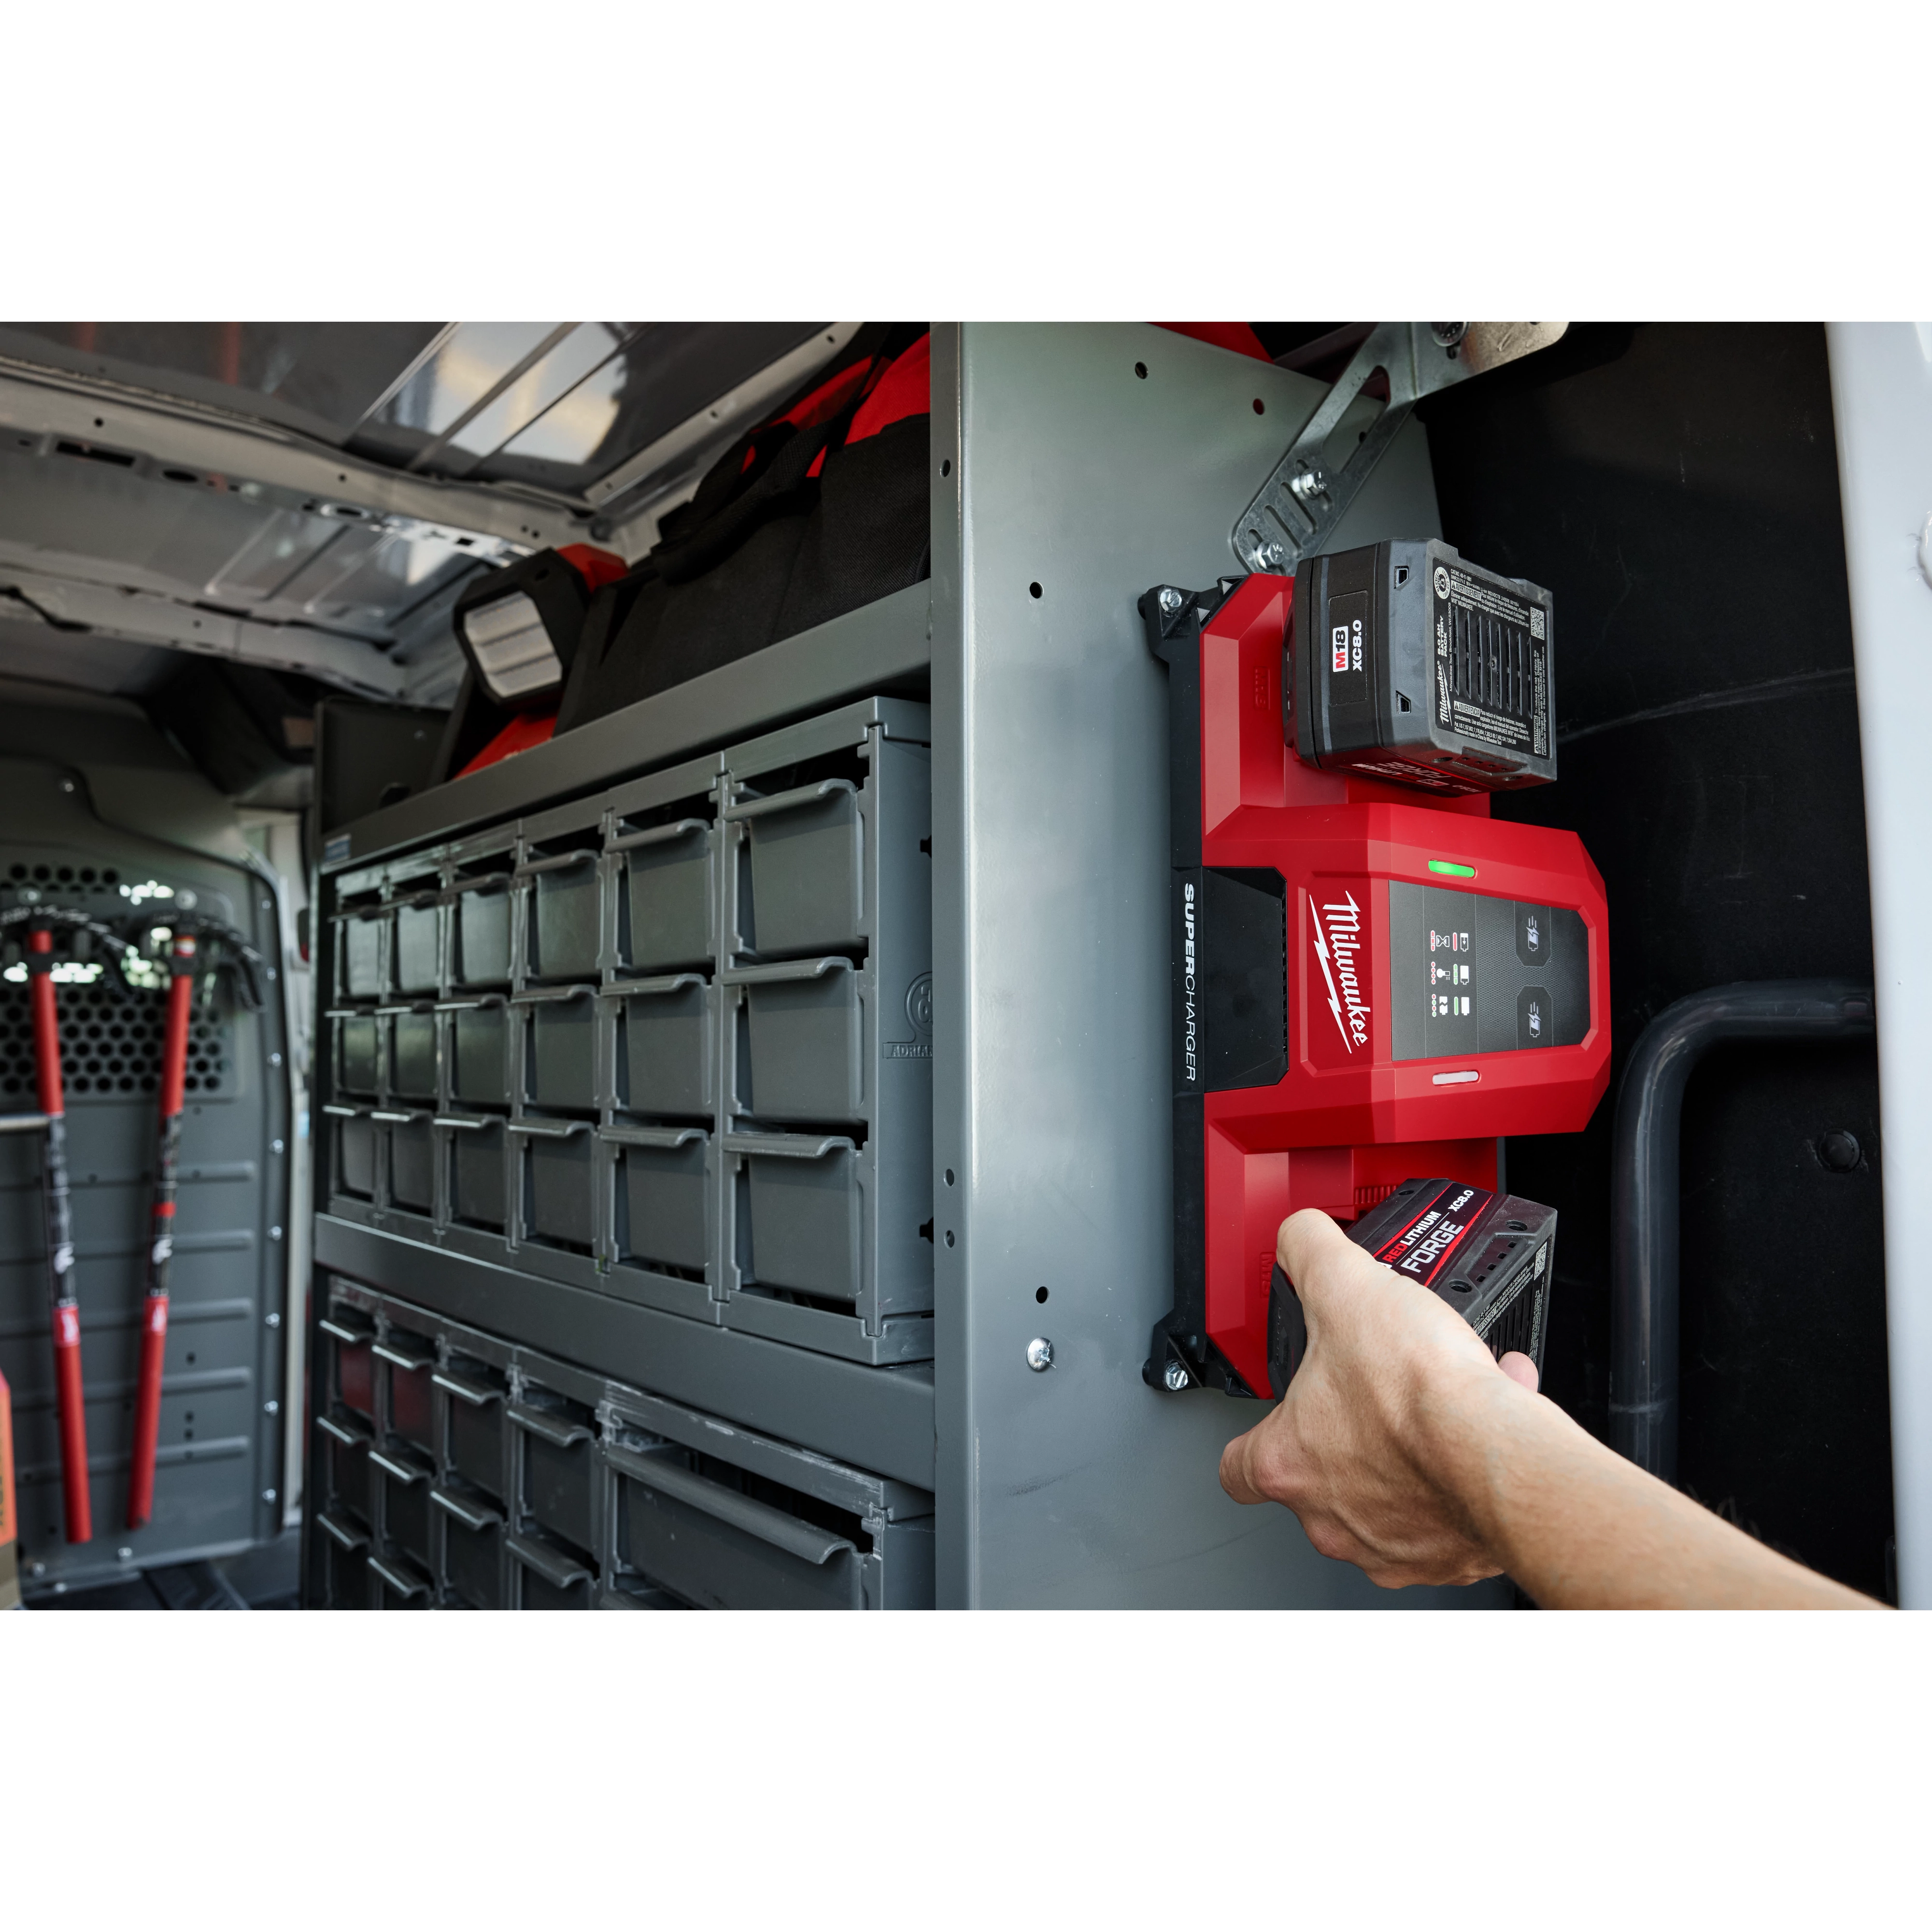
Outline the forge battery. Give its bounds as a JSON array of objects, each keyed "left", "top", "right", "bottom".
[{"left": 1266, "top": 1179, "right": 1558, "bottom": 1397}]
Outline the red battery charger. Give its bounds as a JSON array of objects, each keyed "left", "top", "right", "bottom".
[{"left": 1142, "top": 569, "right": 1610, "bottom": 1401}]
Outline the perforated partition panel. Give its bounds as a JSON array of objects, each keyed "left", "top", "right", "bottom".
[{"left": 0, "top": 751, "right": 291, "bottom": 1598}]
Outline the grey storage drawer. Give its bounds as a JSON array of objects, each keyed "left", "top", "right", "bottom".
[
  {"left": 618, "top": 818, "right": 712, "bottom": 971},
  {"left": 734, "top": 780, "right": 861, "bottom": 956},
  {"left": 510, "top": 1531, "right": 593, "bottom": 1608},
  {"left": 318, "top": 1414, "right": 373, "bottom": 1527},
  {"left": 340, "top": 912, "right": 385, "bottom": 998},
  {"left": 374, "top": 1445, "right": 433, "bottom": 1569},
  {"left": 452, "top": 881, "right": 512, "bottom": 986},
  {"left": 332, "top": 1110, "right": 376, "bottom": 1199},
  {"left": 740, "top": 1134, "right": 862, "bottom": 1301},
  {"left": 522, "top": 991, "right": 597, "bottom": 1113},
  {"left": 439, "top": 1364, "right": 508, "bottom": 1503},
  {"left": 436, "top": 1491, "right": 505, "bottom": 1608},
  {"left": 736, "top": 959, "right": 861, "bottom": 1122},
  {"left": 608, "top": 1442, "right": 869, "bottom": 1610},
  {"left": 447, "top": 1116, "right": 508, "bottom": 1230},
  {"left": 389, "top": 1009, "right": 437, "bottom": 1101},
  {"left": 385, "top": 1115, "right": 435, "bottom": 1212},
  {"left": 393, "top": 898, "right": 440, "bottom": 994},
  {"left": 616, "top": 977, "right": 712, "bottom": 1118},
  {"left": 517, "top": 1122, "right": 595, "bottom": 1249},
  {"left": 513, "top": 1392, "right": 598, "bottom": 1559},
  {"left": 335, "top": 1013, "right": 380, "bottom": 1096},
  {"left": 609, "top": 1127, "right": 709, "bottom": 1275},
  {"left": 527, "top": 852, "right": 601, "bottom": 980},
  {"left": 447, "top": 1001, "right": 510, "bottom": 1109},
  {"left": 384, "top": 1332, "right": 438, "bottom": 1451}
]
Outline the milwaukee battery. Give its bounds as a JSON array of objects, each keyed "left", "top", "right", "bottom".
[
  {"left": 1291, "top": 540, "right": 1556, "bottom": 795},
  {"left": 1266, "top": 1179, "right": 1558, "bottom": 1397},
  {"left": 1140, "top": 570, "right": 1608, "bottom": 1401}
]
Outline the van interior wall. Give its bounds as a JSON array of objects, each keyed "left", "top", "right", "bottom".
[{"left": 1421, "top": 323, "right": 1892, "bottom": 1600}]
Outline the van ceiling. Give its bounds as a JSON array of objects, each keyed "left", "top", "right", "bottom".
[{"left": 0, "top": 322, "right": 848, "bottom": 710}]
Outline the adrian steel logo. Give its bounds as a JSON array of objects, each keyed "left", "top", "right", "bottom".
[{"left": 1311, "top": 890, "right": 1371, "bottom": 1053}]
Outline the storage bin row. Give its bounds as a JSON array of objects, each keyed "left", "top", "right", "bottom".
[
  {"left": 325, "top": 1110, "right": 884, "bottom": 1302},
  {"left": 327, "top": 729, "right": 893, "bottom": 1008},
  {"left": 327, "top": 983, "right": 724, "bottom": 1117},
  {"left": 311, "top": 1284, "right": 934, "bottom": 1610}
]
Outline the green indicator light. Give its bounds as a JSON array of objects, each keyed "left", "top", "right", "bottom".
[{"left": 1428, "top": 860, "right": 1477, "bottom": 879}]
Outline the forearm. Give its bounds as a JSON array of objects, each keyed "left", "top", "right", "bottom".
[{"left": 1427, "top": 1372, "right": 1878, "bottom": 1609}]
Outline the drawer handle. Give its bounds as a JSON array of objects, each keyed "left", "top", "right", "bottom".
[
  {"left": 319, "top": 1316, "right": 373, "bottom": 1344},
  {"left": 726, "top": 777, "right": 856, "bottom": 823},
  {"left": 321, "top": 1104, "right": 364, "bottom": 1120},
  {"left": 433, "top": 1114, "right": 500, "bottom": 1132},
  {"left": 507, "top": 1532, "right": 591, "bottom": 1591},
  {"left": 609, "top": 973, "right": 708, "bottom": 998},
  {"left": 436, "top": 994, "right": 507, "bottom": 1013},
  {"left": 723, "top": 955, "right": 852, "bottom": 987},
  {"left": 373, "top": 1003, "right": 434, "bottom": 1017},
  {"left": 600, "top": 1124, "right": 707, "bottom": 1151},
  {"left": 507, "top": 1118, "right": 592, "bottom": 1139},
  {"left": 610, "top": 816, "right": 708, "bottom": 854},
  {"left": 372, "top": 1340, "right": 434, "bottom": 1371},
  {"left": 606, "top": 1443, "right": 854, "bottom": 1567},
  {"left": 516, "top": 849, "right": 599, "bottom": 880},
  {"left": 430, "top": 1487, "right": 504, "bottom": 1533},
  {"left": 511, "top": 983, "right": 597, "bottom": 1007},
  {"left": 509, "top": 1403, "right": 593, "bottom": 1448},
  {"left": 369, "top": 1553, "right": 430, "bottom": 1600},
  {"left": 432, "top": 1370, "right": 503, "bottom": 1407},
  {"left": 316, "top": 1412, "right": 371, "bottom": 1447},
  {"left": 317, "top": 1511, "right": 369, "bottom": 1552},
  {"left": 369, "top": 1448, "right": 429, "bottom": 1486},
  {"left": 370, "top": 1110, "right": 420, "bottom": 1125},
  {"left": 725, "top": 1132, "right": 857, "bottom": 1162}
]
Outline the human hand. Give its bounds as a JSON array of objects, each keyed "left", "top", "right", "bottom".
[{"left": 1219, "top": 1208, "right": 1540, "bottom": 1588}]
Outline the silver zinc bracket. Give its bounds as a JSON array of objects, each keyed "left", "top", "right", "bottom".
[{"left": 1230, "top": 323, "right": 1567, "bottom": 575}]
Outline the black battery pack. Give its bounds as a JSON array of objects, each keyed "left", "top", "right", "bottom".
[
  {"left": 1266, "top": 1179, "right": 1558, "bottom": 1396},
  {"left": 1290, "top": 540, "right": 1556, "bottom": 795}
]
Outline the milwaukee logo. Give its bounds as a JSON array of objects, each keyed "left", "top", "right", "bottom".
[{"left": 1311, "top": 891, "right": 1371, "bottom": 1053}]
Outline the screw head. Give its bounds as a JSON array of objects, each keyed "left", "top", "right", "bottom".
[
  {"left": 117, "top": 1546, "right": 134, "bottom": 1562},
  {"left": 1431, "top": 323, "right": 1468, "bottom": 348},
  {"left": 264, "top": 1399, "right": 279, "bottom": 1416},
  {"left": 1819, "top": 1129, "right": 1862, "bottom": 1172},
  {"left": 263, "top": 1489, "right": 277, "bottom": 1505},
  {"left": 1025, "top": 1336, "right": 1055, "bottom": 1372},
  {"left": 1288, "top": 468, "right": 1327, "bottom": 501},
  {"left": 1158, "top": 586, "right": 1183, "bottom": 614},
  {"left": 175, "top": 888, "right": 197, "bottom": 910},
  {"left": 266, "top": 1311, "right": 281, "bottom": 1328},
  {"left": 1163, "top": 1358, "right": 1189, "bottom": 1392}
]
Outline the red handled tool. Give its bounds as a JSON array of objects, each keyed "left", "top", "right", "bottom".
[
  {"left": 127, "top": 931, "right": 197, "bottom": 1529},
  {"left": 29, "top": 923, "right": 90, "bottom": 1544}
]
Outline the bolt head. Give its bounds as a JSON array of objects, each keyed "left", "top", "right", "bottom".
[
  {"left": 1163, "top": 1359, "right": 1189, "bottom": 1392},
  {"left": 1025, "top": 1336, "right": 1055, "bottom": 1372},
  {"left": 263, "top": 1489, "right": 277, "bottom": 1505},
  {"left": 266, "top": 1311, "right": 281, "bottom": 1328},
  {"left": 1431, "top": 322, "right": 1468, "bottom": 349},
  {"left": 264, "top": 1399, "right": 279, "bottom": 1416},
  {"left": 117, "top": 1547, "right": 133, "bottom": 1562},
  {"left": 1158, "top": 586, "right": 1183, "bottom": 614}
]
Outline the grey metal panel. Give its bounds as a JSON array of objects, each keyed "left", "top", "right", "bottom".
[
  {"left": 323, "top": 582, "right": 933, "bottom": 870},
  {"left": 931, "top": 322, "right": 1510, "bottom": 1607},
  {"left": 313, "top": 1213, "right": 935, "bottom": 1488}
]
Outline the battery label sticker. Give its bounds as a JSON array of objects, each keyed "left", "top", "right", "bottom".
[
  {"left": 1432, "top": 565, "right": 1550, "bottom": 760},
  {"left": 1374, "top": 1180, "right": 1494, "bottom": 1287}
]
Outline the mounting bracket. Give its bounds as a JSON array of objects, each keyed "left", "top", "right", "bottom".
[{"left": 1231, "top": 323, "right": 1566, "bottom": 574}]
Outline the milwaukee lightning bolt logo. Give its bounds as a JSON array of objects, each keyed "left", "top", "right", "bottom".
[{"left": 1311, "top": 891, "right": 1371, "bottom": 1053}]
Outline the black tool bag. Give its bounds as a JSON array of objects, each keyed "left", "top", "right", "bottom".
[{"left": 554, "top": 324, "right": 929, "bottom": 734}]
